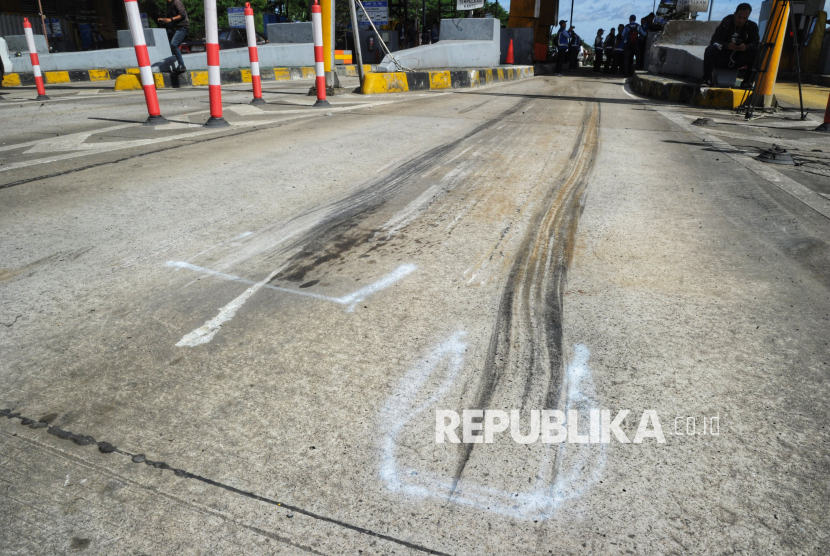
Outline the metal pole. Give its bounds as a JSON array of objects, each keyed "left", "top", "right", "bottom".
[
  {"left": 349, "top": 0, "right": 365, "bottom": 86},
  {"left": 787, "top": 0, "right": 805, "bottom": 120},
  {"left": 36, "top": 0, "right": 51, "bottom": 51},
  {"left": 422, "top": 0, "right": 426, "bottom": 36},
  {"left": 708, "top": 0, "right": 714, "bottom": 21},
  {"left": 570, "top": 0, "right": 574, "bottom": 23}
]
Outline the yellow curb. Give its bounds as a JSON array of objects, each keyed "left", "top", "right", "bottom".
[
  {"left": 88, "top": 69, "right": 110, "bottom": 82},
  {"left": 126, "top": 68, "right": 140, "bottom": 75},
  {"left": 469, "top": 69, "right": 480, "bottom": 87},
  {"left": 114, "top": 74, "right": 142, "bottom": 91},
  {"left": 429, "top": 70, "right": 451, "bottom": 90},
  {"left": 153, "top": 73, "right": 165, "bottom": 89},
  {"left": 693, "top": 87, "right": 750, "bottom": 109},
  {"left": 301, "top": 67, "right": 315, "bottom": 78},
  {"left": 190, "top": 71, "right": 209, "bottom": 86},
  {"left": 240, "top": 69, "right": 252, "bottom": 83},
  {"left": 274, "top": 68, "right": 290, "bottom": 81},
  {"left": 362, "top": 72, "right": 408, "bottom": 94},
  {"left": 2, "top": 73, "right": 22, "bottom": 87},
  {"left": 44, "top": 71, "right": 70, "bottom": 84}
]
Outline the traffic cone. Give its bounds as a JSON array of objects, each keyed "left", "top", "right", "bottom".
[
  {"left": 816, "top": 91, "right": 830, "bottom": 133},
  {"left": 506, "top": 39, "right": 515, "bottom": 64}
]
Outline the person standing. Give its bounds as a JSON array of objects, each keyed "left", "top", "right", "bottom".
[
  {"left": 702, "top": 3, "right": 759, "bottom": 87},
  {"left": 612, "top": 24, "right": 625, "bottom": 74},
  {"left": 158, "top": 0, "right": 190, "bottom": 74},
  {"left": 602, "top": 27, "right": 615, "bottom": 73},
  {"left": 593, "top": 29, "right": 604, "bottom": 72},
  {"left": 554, "top": 20, "right": 570, "bottom": 76},
  {"left": 622, "top": 15, "right": 645, "bottom": 77},
  {"left": 568, "top": 26, "right": 581, "bottom": 70}
]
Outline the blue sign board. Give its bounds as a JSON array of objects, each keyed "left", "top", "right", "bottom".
[
  {"left": 356, "top": 1, "right": 388, "bottom": 27},
  {"left": 228, "top": 7, "right": 246, "bottom": 29}
]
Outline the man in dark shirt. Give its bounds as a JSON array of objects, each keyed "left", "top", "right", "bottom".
[
  {"left": 702, "top": 3, "right": 759, "bottom": 87},
  {"left": 158, "top": 0, "right": 190, "bottom": 74}
]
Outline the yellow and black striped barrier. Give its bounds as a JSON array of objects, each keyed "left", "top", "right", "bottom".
[{"left": 361, "top": 66, "right": 535, "bottom": 94}]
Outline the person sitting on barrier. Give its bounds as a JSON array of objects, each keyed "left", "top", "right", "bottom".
[
  {"left": 158, "top": 0, "right": 190, "bottom": 74},
  {"left": 594, "top": 29, "right": 605, "bottom": 72},
  {"left": 554, "top": 20, "right": 570, "bottom": 76},
  {"left": 702, "top": 3, "right": 760, "bottom": 87},
  {"left": 602, "top": 28, "right": 616, "bottom": 73}
]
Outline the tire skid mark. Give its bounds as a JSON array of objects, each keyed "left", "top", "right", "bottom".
[
  {"left": 263, "top": 97, "right": 534, "bottom": 284},
  {"left": 451, "top": 102, "right": 601, "bottom": 493}
]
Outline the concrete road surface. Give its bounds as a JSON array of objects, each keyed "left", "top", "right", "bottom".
[{"left": 1, "top": 72, "right": 829, "bottom": 555}]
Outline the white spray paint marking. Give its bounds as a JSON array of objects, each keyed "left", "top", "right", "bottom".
[
  {"left": 379, "top": 337, "right": 605, "bottom": 520},
  {"left": 175, "top": 266, "right": 283, "bottom": 347},
  {"left": 168, "top": 261, "right": 416, "bottom": 345}
]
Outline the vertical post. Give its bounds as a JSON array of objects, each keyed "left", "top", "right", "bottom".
[
  {"left": 244, "top": 2, "right": 265, "bottom": 105},
  {"left": 787, "top": 1, "right": 805, "bottom": 120},
  {"left": 23, "top": 18, "right": 49, "bottom": 100},
  {"left": 321, "top": 0, "right": 337, "bottom": 88},
  {"left": 204, "top": 0, "right": 229, "bottom": 126},
  {"left": 36, "top": 0, "right": 50, "bottom": 52},
  {"left": 123, "top": 2, "right": 167, "bottom": 123},
  {"left": 758, "top": 0, "right": 789, "bottom": 109},
  {"left": 312, "top": 0, "right": 330, "bottom": 106},
  {"left": 708, "top": 0, "right": 714, "bottom": 21},
  {"left": 349, "top": 0, "right": 365, "bottom": 86}
]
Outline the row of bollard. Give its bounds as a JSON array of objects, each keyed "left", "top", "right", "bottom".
[{"left": 21, "top": 0, "right": 329, "bottom": 126}]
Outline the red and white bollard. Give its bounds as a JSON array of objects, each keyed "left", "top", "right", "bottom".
[
  {"left": 816, "top": 92, "right": 830, "bottom": 133},
  {"left": 311, "top": 0, "right": 329, "bottom": 107},
  {"left": 124, "top": 0, "right": 168, "bottom": 125},
  {"left": 204, "top": 0, "right": 229, "bottom": 126},
  {"left": 22, "top": 18, "right": 49, "bottom": 100},
  {"left": 244, "top": 2, "right": 265, "bottom": 105}
]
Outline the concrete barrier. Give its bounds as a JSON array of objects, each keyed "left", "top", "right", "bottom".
[
  {"left": 266, "top": 22, "right": 312, "bottom": 43},
  {"left": 631, "top": 73, "right": 752, "bottom": 109},
  {"left": 647, "top": 20, "right": 719, "bottom": 80},
  {"left": 11, "top": 29, "right": 172, "bottom": 73},
  {"left": 362, "top": 65, "right": 533, "bottom": 94},
  {"left": 377, "top": 18, "right": 500, "bottom": 71}
]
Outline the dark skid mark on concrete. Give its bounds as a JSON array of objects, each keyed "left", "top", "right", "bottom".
[
  {"left": 270, "top": 97, "right": 533, "bottom": 283},
  {"left": 0, "top": 408, "right": 453, "bottom": 556},
  {"left": 449, "top": 102, "right": 601, "bottom": 493}
]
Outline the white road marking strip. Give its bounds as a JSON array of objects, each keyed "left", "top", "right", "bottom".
[
  {"left": 623, "top": 82, "right": 830, "bottom": 221},
  {"left": 0, "top": 124, "right": 135, "bottom": 153},
  {"left": 226, "top": 104, "right": 265, "bottom": 116},
  {"left": 169, "top": 261, "right": 417, "bottom": 346},
  {"left": 25, "top": 133, "right": 92, "bottom": 154}
]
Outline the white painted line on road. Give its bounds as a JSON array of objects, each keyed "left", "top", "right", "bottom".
[
  {"left": 226, "top": 104, "right": 265, "bottom": 116},
  {"left": 169, "top": 261, "right": 417, "bottom": 346},
  {"left": 623, "top": 82, "right": 830, "bottom": 221}
]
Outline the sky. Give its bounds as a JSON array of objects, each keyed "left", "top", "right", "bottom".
[{"left": 497, "top": 0, "right": 761, "bottom": 42}]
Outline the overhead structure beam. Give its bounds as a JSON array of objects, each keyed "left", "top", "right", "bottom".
[{"left": 508, "top": 0, "right": 559, "bottom": 62}]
